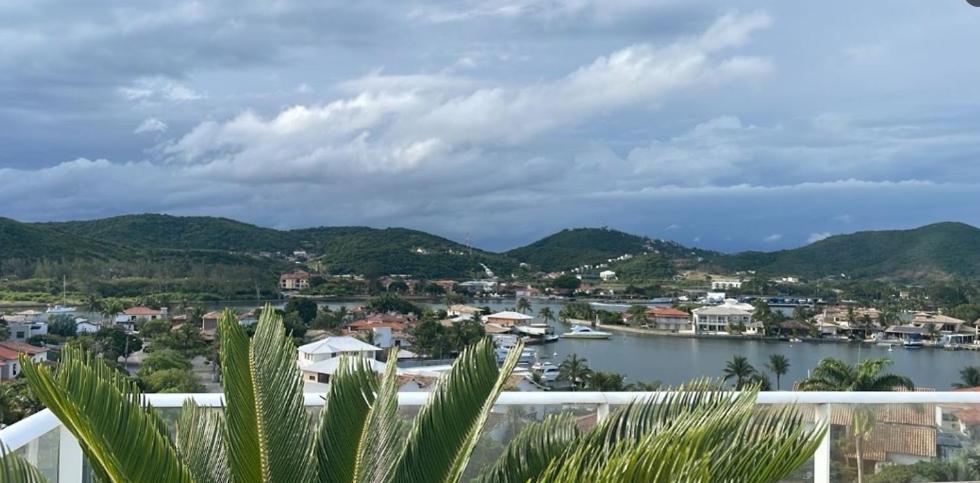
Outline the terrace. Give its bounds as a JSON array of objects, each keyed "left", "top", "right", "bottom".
[{"left": 6, "top": 390, "right": 980, "bottom": 482}]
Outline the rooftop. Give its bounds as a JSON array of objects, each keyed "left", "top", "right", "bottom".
[{"left": 297, "top": 336, "right": 381, "bottom": 355}]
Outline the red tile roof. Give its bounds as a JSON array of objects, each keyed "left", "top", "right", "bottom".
[
  {"left": 123, "top": 306, "right": 162, "bottom": 316},
  {"left": 646, "top": 307, "right": 690, "bottom": 318},
  {"left": 0, "top": 341, "right": 46, "bottom": 360}
]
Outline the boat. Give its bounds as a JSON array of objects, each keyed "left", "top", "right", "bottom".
[
  {"left": 46, "top": 305, "right": 77, "bottom": 314},
  {"left": 46, "top": 277, "right": 76, "bottom": 314},
  {"left": 788, "top": 337, "right": 803, "bottom": 343},
  {"left": 531, "top": 361, "right": 560, "bottom": 383},
  {"left": 561, "top": 325, "right": 611, "bottom": 340},
  {"left": 904, "top": 334, "right": 924, "bottom": 349},
  {"left": 515, "top": 324, "right": 559, "bottom": 344},
  {"left": 495, "top": 342, "right": 537, "bottom": 364}
]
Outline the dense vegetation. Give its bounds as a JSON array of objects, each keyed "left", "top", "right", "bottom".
[
  {"left": 717, "top": 222, "right": 980, "bottom": 279},
  {"left": 505, "top": 228, "right": 651, "bottom": 271}
]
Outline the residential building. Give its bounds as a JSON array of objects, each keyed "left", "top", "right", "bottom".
[
  {"left": 115, "top": 306, "right": 167, "bottom": 324},
  {"left": 446, "top": 304, "right": 483, "bottom": 318},
  {"left": 75, "top": 318, "right": 100, "bottom": 334},
  {"left": 0, "top": 341, "right": 48, "bottom": 381},
  {"left": 711, "top": 279, "right": 742, "bottom": 290},
  {"left": 2, "top": 311, "right": 48, "bottom": 341},
  {"left": 201, "top": 311, "right": 222, "bottom": 334},
  {"left": 599, "top": 270, "right": 617, "bottom": 281},
  {"left": 297, "top": 336, "right": 384, "bottom": 383},
  {"left": 645, "top": 307, "right": 692, "bottom": 332},
  {"left": 692, "top": 304, "right": 753, "bottom": 334},
  {"left": 485, "top": 311, "right": 534, "bottom": 326},
  {"left": 911, "top": 312, "right": 966, "bottom": 333},
  {"left": 279, "top": 270, "right": 311, "bottom": 291}
]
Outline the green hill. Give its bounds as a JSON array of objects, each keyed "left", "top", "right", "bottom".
[
  {"left": 296, "top": 226, "right": 517, "bottom": 279},
  {"left": 43, "top": 214, "right": 297, "bottom": 252},
  {"left": 717, "top": 222, "right": 980, "bottom": 279},
  {"left": 505, "top": 228, "right": 650, "bottom": 271},
  {"left": 0, "top": 217, "right": 130, "bottom": 261}
]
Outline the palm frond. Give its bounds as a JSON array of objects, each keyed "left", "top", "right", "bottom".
[
  {"left": 352, "top": 353, "right": 408, "bottom": 483},
  {"left": 219, "top": 305, "right": 315, "bottom": 482},
  {"left": 19, "top": 347, "right": 193, "bottom": 482},
  {"left": 390, "top": 338, "right": 523, "bottom": 483},
  {"left": 476, "top": 412, "right": 579, "bottom": 483},
  {"left": 532, "top": 383, "right": 825, "bottom": 483},
  {"left": 312, "top": 354, "right": 386, "bottom": 483},
  {"left": 177, "top": 400, "right": 228, "bottom": 483},
  {"left": 0, "top": 444, "right": 49, "bottom": 483}
]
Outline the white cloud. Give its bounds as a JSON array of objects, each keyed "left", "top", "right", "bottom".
[
  {"left": 134, "top": 118, "right": 168, "bottom": 134},
  {"left": 807, "top": 232, "right": 831, "bottom": 243},
  {"left": 763, "top": 233, "right": 782, "bottom": 243},
  {"left": 119, "top": 77, "right": 204, "bottom": 105}
]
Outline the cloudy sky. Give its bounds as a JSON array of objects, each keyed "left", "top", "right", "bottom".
[{"left": 2, "top": 0, "right": 980, "bottom": 252}]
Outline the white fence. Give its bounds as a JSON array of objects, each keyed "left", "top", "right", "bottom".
[{"left": 7, "top": 391, "right": 980, "bottom": 483}]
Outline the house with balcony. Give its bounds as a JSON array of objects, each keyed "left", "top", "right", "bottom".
[
  {"left": 692, "top": 304, "right": 753, "bottom": 334},
  {"left": 710, "top": 278, "right": 742, "bottom": 290},
  {"left": 645, "top": 307, "right": 692, "bottom": 332},
  {"left": 279, "top": 270, "right": 311, "bottom": 291},
  {"left": 297, "top": 336, "right": 385, "bottom": 384},
  {"left": 2, "top": 310, "right": 48, "bottom": 342}
]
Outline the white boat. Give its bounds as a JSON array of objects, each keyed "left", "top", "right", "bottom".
[
  {"left": 531, "top": 362, "right": 560, "bottom": 383},
  {"left": 561, "top": 325, "right": 611, "bottom": 340},
  {"left": 788, "top": 337, "right": 803, "bottom": 343},
  {"left": 515, "top": 324, "right": 559, "bottom": 344},
  {"left": 46, "top": 305, "right": 77, "bottom": 314},
  {"left": 47, "top": 276, "right": 76, "bottom": 314},
  {"left": 495, "top": 345, "right": 536, "bottom": 364}
]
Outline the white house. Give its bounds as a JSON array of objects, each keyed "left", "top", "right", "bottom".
[
  {"left": 297, "top": 336, "right": 384, "bottom": 384},
  {"left": 0, "top": 341, "right": 48, "bottom": 381},
  {"left": 75, "top": 318, "right": 100, "bottom": 334},
  {"left": 484, "top": 311, "right": 534, "bottom": 326},
  {"left": 711, "top": 279, "right": 742, "bottom": 290},
  {"left": 599, "top": 270, "right": 617, "bottom": 281},
  {"left": 2, "top": 311, "right": 48, "bottom": 341},
  {"left": 692, "top": 304, "right": 754, "bottom": 334}
]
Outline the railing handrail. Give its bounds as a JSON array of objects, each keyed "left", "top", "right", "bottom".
[{"left": 5, "top": 390, "right": 980, "bottom": 452}]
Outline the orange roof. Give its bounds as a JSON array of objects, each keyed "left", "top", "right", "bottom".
[
  {"left": 0, "top": 346, "right": 20, "bottom": 361},
  {"left": 280, "top": 270, "right": 310, "bottom": 280},
  {"left": 647, "top": 307, "right": 690, "bottom": 318},
  {"left": 0, "top": 341, "right": 46, "bottom": 355},
  {"left": 123, "top": 306, "right": 162, "bottom": 316}
]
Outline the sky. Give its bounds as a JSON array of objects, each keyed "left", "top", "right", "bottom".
[{"left": 2, "top": 0, "right": 980, "bottom": 252}]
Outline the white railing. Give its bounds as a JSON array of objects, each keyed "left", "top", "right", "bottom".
[{"left": 7, "top": 391, "right": 980, "bottom": 483}]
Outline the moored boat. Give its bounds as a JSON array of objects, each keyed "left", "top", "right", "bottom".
[{"left": 561, "top": 325, "right": 611, "bottom": 340}]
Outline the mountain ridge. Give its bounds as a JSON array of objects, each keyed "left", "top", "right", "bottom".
[{"left": 5, "top": 214, "right": 980, "bottom": 280}]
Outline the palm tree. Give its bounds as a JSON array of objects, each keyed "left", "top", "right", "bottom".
[
  {"left": 557, "top": 354, "right": 592, "bottom": 390},
  {"left": 477, "top": 380, "right": 825, "bottom": 483},
  {"left": 100, "top": 300, "right": 123, "bottom": 325},
  {"left": 538, "top": 307, "right": 554, "bottom": 323},
  {"left": 83, "top": 293, "right": 103, "bottom": 314},
  {"left": 625, "top": 305, "right": 648, "bottom": 326},
  {"left": 766, "top": 354, "right": 790, "bottom": 390},
  {"left": 723, "top": 356, "right": 756, "bottom": 389},
  {"left": 798, "top": 358, "right": 913, "bottom": 392},
  {"left": 953, "top": 366, "right": 980, "bottom": 389},
  {"left": 516, "top": 297, "right": 531, "bottom": 314},
  {"left": 799, "top": 358, "right": 914, "bottom": 483},
  {"left": 587, "top": 371, "right": 625, "bottom": 391},
  {"left": 2, "top": 309, "right": 827, "bottom": 483}
]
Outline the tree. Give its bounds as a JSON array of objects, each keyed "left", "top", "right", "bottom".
[
  {"left": 799, "top": 358, "right": 913, "bottom": 392},
  {"left": 155, "top": 324, "right": 207, "bottom": 358},
  {"left": 410, "top": 318, "right": 450, "bottom": 358},
  {"left": 954, "top": 366, "right": 980, "bottom": 389},
  {"left": 558, "top": 354, "right": 593, "bottom": 390},
  {"left": 625, "top": 380, "right": 662, "bottom": 391},
  {"left": 0, "top": 380, "right": 42, "bottom": 426},
  {"left": 141, "top": 368, "right": 205, "bottom": 393},
  {"left": 100, "top": 299, "right": 124, "bottom": 324},
  {"left": 625, "top": 305, "right": 648, "bottom": 326},
  {"left": 4, "top": 308, "right": 825, "bottom": 483},
  {"left": 515, "top": 297, "right": 531, "bottom": 314},
  {"left": 82, "top": 293, "right": 103, "bottom": 314},
  {"left": 552, "top": 274, "right": 581, "bottom": 290},
  {"left": 723, "top": 356, "right": 756, "bottom": 389},
  {"left": 766, "top": 354, "right": 790, "bottom": 390},
  {"left": 446, "top": 315, "right": 485, "bottom": 353},
  {"left": 538, "top": 307, "right": 554, "bottom": 323},
  {"left": 138, "top": 349, "right": 192, "bottom": 376},
  {"left": 588, "top": 371, "right": 625, "bottom": 391},
  {"left": 386, "top": 280, "right": 409, "bottom": 294},
  {"left": 47, "top": 314, "right": 78, "bottom": 337},
  {"left": 559, "top": 302, "right": 594, "bottom": 322},
  {"left": 139, "top": 319, "right": 172, "bottom": 341},
  {"left": 282, "top": 312, "right": 307, "bottom": 340},
  {"left": 284, "top": 297, "right": 318, "bottom": 324},
  {"left": 366, "top": 293, "right": 422, "bottom": 315}
]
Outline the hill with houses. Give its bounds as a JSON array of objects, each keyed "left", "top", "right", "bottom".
[{"left": 3, "top": 215, "right": 980, "bottom": 282}]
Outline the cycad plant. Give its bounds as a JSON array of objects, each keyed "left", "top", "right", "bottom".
[{"left": 2, "top": 305, "right": 825, "bottom": 482}]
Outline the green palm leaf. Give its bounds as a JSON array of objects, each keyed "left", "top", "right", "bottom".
[
  {"left": 219, "top": 305, "right": 315, "bottom": 482},
  {"left": 477, "top": 413, "right": 580, "bottom": 483},
  {"left": 0, "top": 445, "right": 49, "bottom": 483},
  {"left": 177, "top": 400, "right": 228, "bottom": 483},
  {"left": 390, "top": 338, "right": 523, "bottom": 483},
  {"left": 18, "top": 346, "right": 193, "bottom": 483}
]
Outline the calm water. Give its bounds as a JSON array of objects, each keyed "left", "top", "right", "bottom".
[{"left": 436, "top": 298, "right": 980, "bottom": 390}]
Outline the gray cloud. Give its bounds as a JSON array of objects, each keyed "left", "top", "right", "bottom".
[{"left": 1, "top": 1, "right": 980, "bottom": 251}]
